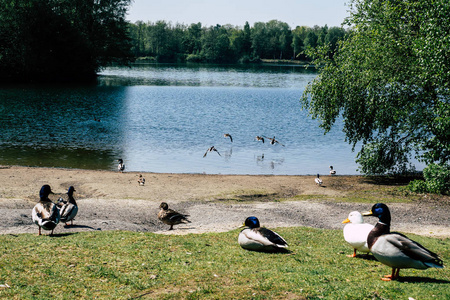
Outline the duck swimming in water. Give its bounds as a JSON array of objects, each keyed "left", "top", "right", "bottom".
[
  {"left": 32, "top": 185, "right": 60, "bottom": 236},
  {"left": 363, "top": 203, "right": 444, "bottom": 281},
  {"left": 238, "top": 216, "right": 288, "bottom": 252}
]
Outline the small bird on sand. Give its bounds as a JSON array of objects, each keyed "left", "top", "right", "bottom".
[
  {"left": 58, "top": 186, "right": 78, "bottom": 226},
  {"left": 255, "top": 136, "right": 265, "bottom": 143},
  {"left": 118, "top": 159, "right": 125, "bottom": 172},
  {"left": 138, "top": 174, "right": 145, "bottom": 186},
  {"left": 329, "top": 166, "right": 336, "bottom": 175},
  {"left": 315, "top": 174, "right": 323, "bottom": 186},
  {"left": 157, "top": 202, "right": 191, "bottom": 230},
  {"left": 224, "top": 133, "right": 233, "bottom": 142},
  {"left": 203, "top": 146, "right": 221, "bottom": 157},
  {"left": 263, "top": 136, "right": 285, "bottom": 146},
  {"left": 32, "top": 185, "right": 60, "bottom": 236}
]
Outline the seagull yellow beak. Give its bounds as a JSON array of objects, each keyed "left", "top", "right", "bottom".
[
  {"left": 362, "top": 210, "right": 373, "bottom": 216},
  {"left": 342, "top": 218, "right": 350, "bottom": 224}
]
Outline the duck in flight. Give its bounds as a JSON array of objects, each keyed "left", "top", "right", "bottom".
[
  {"left": 224, "top": 133, "right": 233, "bottom": 142},
  {"left": 203, "top": 146, "right": 221, "bottom": 157},
  {"left": 255, "top": 136, "right": 265, "bottom": 143},
  {"left": 263, "top": 136, "right": 285, "bottom": 146}
]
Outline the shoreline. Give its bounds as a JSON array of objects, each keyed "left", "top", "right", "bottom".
[{"left": 1, "top": 165, "right": 448, "bottom": 237}]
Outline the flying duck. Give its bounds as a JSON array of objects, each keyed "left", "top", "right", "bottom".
[
  {"left": 263, "top": 136, "right": 285, "bottom": 146},
  {"left": 342, "top": 211, "right": 374, "bottom": 257},
  {"left": 203, "top": 146, "right": 221, "bottom": 157},
  {"left": 58, "top": 186, "right": 78, "bottom": 226},
  {"left": 118, "top": 159, "right": 125, "bottom": 172},
  {"left": 363, "top": 203, "right": 444, "bottom": 281},
  {"left": 32, "top": 185, "right": 60, "bottom": 236},
  {"left": 238, "top": 216, "right": 288, "bottom": 252},
  {"left": 224, "top": 133, "right": 233, "bottom": 142},
  {"left": 315, "top": 174, "right": 323, "bottom": 186},
  {"left": 329, "top": 166, "right": 336, "bottom": 175},
  {"left": 157, "top": 202, "right": 191, "bottom": 230},
  {"left": 255, "top": 136, "right": 265, "bottom": 143}
]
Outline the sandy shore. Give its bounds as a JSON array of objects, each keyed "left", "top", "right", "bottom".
[{"left": 0, "top": 166, "right": 449, "bottom": 237}]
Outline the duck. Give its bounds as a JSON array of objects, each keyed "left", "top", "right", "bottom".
[
  {"left": 117, "top": 159, "right": 125, "bottom": 172},
  {"left": 157, "top": 202, "right": 191, "bottom": 230},
  {"left": 58, "top": 186, "right": 78, "bottom": 226},
  {"left": 363, "top": 203, "right": 444, "bottom": 281},
  {"left": 138, "top": 174, "right": 145, "bottom": 186},
  {"left": 329, "top": 166, "right": 336, "bottom": 175},
  {"left": 342, "top": 211, "right": 374, "bottom": 257},
  {"left": 238, "top": 216, "right": 288, "bottom": 252},
  {"left": 203, "top": 146, "right": 221, "bottom": 157},
  {"left": 315, "top": 174, "right": 323, "bottom": 186},
  {"left": 224, "top": 133, "right": 233, "bottom": 142},
  {"left": 255, "top": 136, "right": 265, "bottom": 143},
  {"left": 32, "top": 185, "right": 60, "bottom": 235},
  {"left": 263, "top": 136, "right": 285, "bottom": 146}
]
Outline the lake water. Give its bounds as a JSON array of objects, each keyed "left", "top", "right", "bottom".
[{"left": 1, "top": 63, "right": 365, "bottom": 175}]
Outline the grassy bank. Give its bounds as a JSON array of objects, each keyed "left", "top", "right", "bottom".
[{"left": 1, "top": 228, "right": 448, "bottom": 299}]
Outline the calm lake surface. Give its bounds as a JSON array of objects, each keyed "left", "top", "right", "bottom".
[{"left": 1, "top": 63, "right": 367, "bottom": 175}]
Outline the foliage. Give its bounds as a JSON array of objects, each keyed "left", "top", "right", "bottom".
[
  {"left": 408, "top": 163, "right": 450, "bottom": 194},
  {"left": 0, "top": 0, "right": 133, "bottom": 82},
  {"left": 0, "top": 228, "right": 448, "bottom": 299},
  {"left": 300, "top": 0, "right": 450, "bottom": 179},
  {"left": 128, "top": 20, "right": 348, "bottom": 64}
]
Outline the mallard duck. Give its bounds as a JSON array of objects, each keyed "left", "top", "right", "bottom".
[
  {"left": 203, "top": 146, "right": 221, "bottom": 157},
  {"left": 32, "top": 185, "right": 60, "bottom": 235},
  {"left": 255, "top": 136, "right": 265, "bottom": 143},
  {"left": 363, "top": 203, "right": 444, "bottom": 281},
  {"left": 58, "top": 186, "right": 78, "bottom": 226},
  {"left": 238, "top": 216, "right": 288, "bottom": 252},
  {"left": 138, "top": 174, "right": 145, "bottom": 186},
  {"left": 315, "top": 174, "right": 323, "bottom": 186},
  {"left": 157, "top": 202, "right": 191, "bottom": 230},
  {"left": 224, "top": 133, "right": 233, "bottom": 142},
  {"left": 118, "top": 159, "right": 125, "bottom": 172},
  {"left": 329, "top": 166, "right": 336, "bottom": 175},
  {"left": 342, "top": 211, "right": 374, "bottom": 257},
  {"left": 263, "top": 136, "right": 285, "bottom": 146}
]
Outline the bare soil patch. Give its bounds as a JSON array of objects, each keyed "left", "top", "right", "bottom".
[{"left": 0, "top": 166, "right": 448, "bottom": 237}]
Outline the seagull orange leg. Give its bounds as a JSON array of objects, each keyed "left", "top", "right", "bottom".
[{"left": 382, "top": 268, "right": 400, "bottom": 281}]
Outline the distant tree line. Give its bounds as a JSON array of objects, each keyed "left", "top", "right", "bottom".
[
  {"left": 0, "top": 0, "right": 133, "bottom": 83},
  {"left": 128, "top": 20, "right": 348, "bottom": 63}
]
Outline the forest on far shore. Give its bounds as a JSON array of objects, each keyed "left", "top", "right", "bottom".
[{"left": 128, "top": 20, "right": 348, "bottom": 63}]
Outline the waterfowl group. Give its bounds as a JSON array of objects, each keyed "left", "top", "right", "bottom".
[
  {"left": 157, "top": 202, "right": 191, "bottom": 230},
  {"left": 342, "top": 211, "right": 374, "bottom": 257},
  {"left": 362, "top": 203, "right": 444, "bottom": 281},
  {"left": 238, "top": 216, "right": 288, "bottom": 253}
]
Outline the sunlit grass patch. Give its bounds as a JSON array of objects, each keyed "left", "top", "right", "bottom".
[{"left": 0, "top": 228, "right": 448, "bottom": 299}]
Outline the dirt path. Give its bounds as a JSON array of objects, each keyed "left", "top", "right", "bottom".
[{"left": 1, "top": 166, "right": 449, "bottom": 237}]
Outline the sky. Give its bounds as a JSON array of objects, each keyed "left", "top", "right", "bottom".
[{"left": 126, "top": 0, "right": 350, "bottom": 28}]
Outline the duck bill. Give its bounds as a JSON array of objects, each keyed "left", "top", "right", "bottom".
[
  {"left": 362, "top": 210, "right": 373, "bottom": 216},
  {"left": 342, "top": 218, "right": 350, "bottom": 224}
]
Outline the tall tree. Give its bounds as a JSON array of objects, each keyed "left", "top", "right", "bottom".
[
  {"left": 300, "top": 0, "right": 450, "bottom": 175},
  {"left": 0, "top": 0, "right": 132, "bottom": 82}
]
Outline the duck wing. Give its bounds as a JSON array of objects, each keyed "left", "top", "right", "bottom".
[
  {"left": 164, "top": 209, "right": 191, "bottom": 224},
  {"left": 60, "top": 203, "right": 78, "bottom": 222},
  {"left": 386, "top": 233, "right": 444, "bottom": 268}
]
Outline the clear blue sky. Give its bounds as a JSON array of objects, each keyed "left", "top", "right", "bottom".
[{"left": 126, "top": 0, "right": 350, "bottom": 28}]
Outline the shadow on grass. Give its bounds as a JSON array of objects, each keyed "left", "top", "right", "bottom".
[{"left": 397, "top": 276, "right": 450, "bottom": 284}]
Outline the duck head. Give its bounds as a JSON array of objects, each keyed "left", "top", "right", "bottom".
[
  {"left": 363, "top": 203, "right": 391, "bottom": 225},
  {"left": 67, "top": 186, "right": 76, "bottom": 195},
  {"left": 39, "top": 185, "right": 53, "bottom": 200},
  {"left": 342, "top": 211, "right": 364, "bottom": 224},
  {"left": 243, "top": 216, "right": 260, "bottom": 229},
  {"left": 159, "top": 202, "right": 169, "bottom": 210}
]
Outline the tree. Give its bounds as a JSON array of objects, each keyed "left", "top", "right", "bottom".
[
  {"left": 0, "top": 0, "right": 133, "bottom": 82},
  {"left": 300, "top": 0, "right": 450, "bottom": 178}
]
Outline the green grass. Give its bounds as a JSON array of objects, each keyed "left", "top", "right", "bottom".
[{"left": 0, "top": 228, "right": 448, "bottom": 299}]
